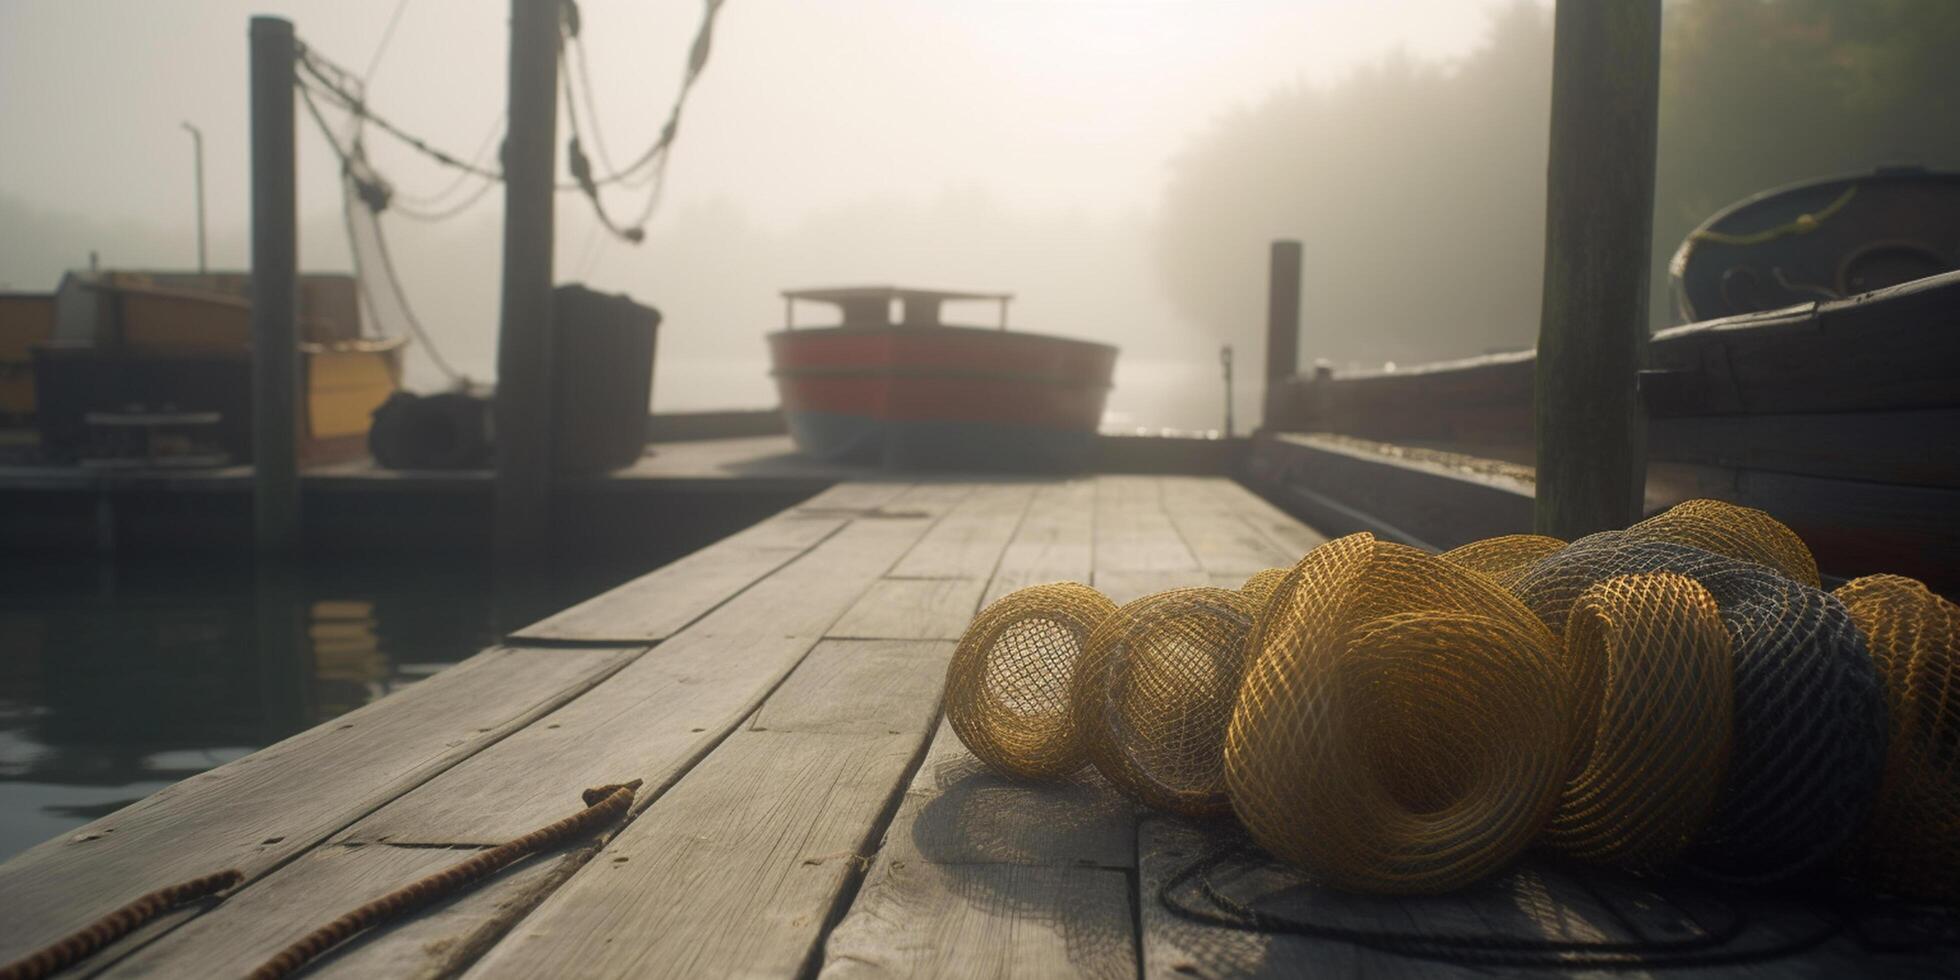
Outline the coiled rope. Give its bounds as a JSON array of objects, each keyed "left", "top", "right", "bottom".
[{"left": 944, "top": 497, "right": 1947, "bottom": 904}]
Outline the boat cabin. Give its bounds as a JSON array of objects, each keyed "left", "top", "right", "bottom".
[{"left": 781, "top": 285, "right": 1012, "bottom": 331}]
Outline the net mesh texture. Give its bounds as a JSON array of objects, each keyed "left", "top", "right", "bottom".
[{"left": 942, "top": 498, "right": 1939, "bottom": 899}]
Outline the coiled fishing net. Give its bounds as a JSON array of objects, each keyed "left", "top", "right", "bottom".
[
  {"left": 1439, "top": 534, "right": 1566, "bottom": 590},
  {"left": 1512, "top": 532, "right": 1886, "bottom": 883},
  {"left": 1619, "top": 498, "right": 1820, "bottom": 587},
  {"left": 1833, "top": 574, "right": 1960, "bottom": 900},
  {"left": 1071, "top": 587, "right": 1259, "bottom": 816},
  {"left": 944, "top": 582, "right": 1117, "bottom": 779},
  {"left": 941, "top": 497, "right": 1934, "bottom": 902},
  {"left": 1238, "top": 567, "right": 1290, "bottom": 608},
  {"left": 1224, "top": 534, "right": 1569, "bottom": 894},
  {"left": 1544, "top": 572, "right": 1733, "bottom": 870}
]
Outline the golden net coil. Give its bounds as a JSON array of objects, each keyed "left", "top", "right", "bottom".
[
  {"left": 945, "top": 582, "right": 1117, "bottom": 779},
  {"left": 1833, "top": 574, "right": 1960, "bottom": 900},
  {"left": 1512, "top": 531, "right": 1886, "bottom": 883},
  {"left": 1545, "top": 572, "right": 1733, "bottom": 870},
  {"left": 1072, "top": 587, "right": 1260, "bottom": 816},
  {"left": 1238, "top": 567, "right": 1290, "bottom": 608},
  {"left": 1224, "top": 533, "right": 1569, "bottom": 895},
  {"left": 1620, "top": 498, "right": 1820, "bottom": 587},
  {"left": 1439, "top": 534, "right": 1566, "bottom": 590}
]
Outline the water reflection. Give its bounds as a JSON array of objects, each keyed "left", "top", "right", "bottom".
[{"left": 0, "top": 553, "right": 648, "bottom": 860}]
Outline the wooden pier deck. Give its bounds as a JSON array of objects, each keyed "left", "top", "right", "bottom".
[{"left": 0, "top": 475, "right": 1950, "bottom": 978}]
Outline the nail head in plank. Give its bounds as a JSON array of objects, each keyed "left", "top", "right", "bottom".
[{"left": 0, "top": 644, "right": 638, "bottom": 966}]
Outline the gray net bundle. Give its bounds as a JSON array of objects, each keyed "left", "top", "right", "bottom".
[
  {"left": 1439, "top": 534, "right": 1567, "bottom": 590},
  {"left": 1071, "top": 587, "right": 1261, "bottom": 816},
  {"left": 1512, "top": 532, "right": 1887, "bottom": 882}
]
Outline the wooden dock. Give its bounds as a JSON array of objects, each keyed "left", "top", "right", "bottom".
[{"left": 0, "top": 474, "right": 1950, "bottom": 977}]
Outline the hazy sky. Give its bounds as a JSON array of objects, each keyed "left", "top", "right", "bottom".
[{"left": 0, "top": 0, "right": 1514, "bottom": 428}]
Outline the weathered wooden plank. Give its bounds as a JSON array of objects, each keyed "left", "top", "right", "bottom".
[
  {"left": 1208, "top": 479, "right": 1327, "bottom": 562},
  {"left": 513, "top": 482, "right": 913, "bottom": 643},
  {"left": 983, "top": 480, "right": 1096, "bottom": 605},
  {"left": 820, "top": 861, "right": 1135, "bottom": 980},
  {"left": 1160, "top": 476, "right": 1300, "bottom": 575},
  {"left": 1092, "top": 571, "right": 1200, "bottom": 605},
  {"left": 463, "top": 638, "right": 954, "bottom": 980},
  {"left": 0, "top": 644, "right": 639, "bottom": 969},
  {"left": 818, "top": 708, "right": 1140, "bottom": 979},
  {"left": 888, "top": 483, "right": 1036, "bottom": 579},
  {"left": 830, "top": 578, "right": 991, "bottom": 641},
  {"left": 874, "top": 720, "right": 1134, "bottom": 870},
  {"left": 335, "top": 488, "right": 962, "bottom": 845},
  {"left": 101, "top": 839, "right": 576, "bottom": 980},
  {"left": 1092, "top": 475, "right": 1200, "bottom": 575},
  {"left": 1138, "top": 817, "right": 1434, "bottom": 979}
]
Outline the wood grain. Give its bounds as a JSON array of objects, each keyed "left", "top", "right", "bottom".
[
  {"left": 888, "top": 483, "right": 1036, "bottom": 580},
  {"left": 982, "top": 480, "right": 1095, "bottom": 605},
  {"left": 1160, "top": 476, "right": 1301, "bottom": 575},
  {"left": 513, "top": 481, "right": 912, "bottom": 643},
  {"left": 0, "top": 645, "right": 638, "bottom": 969},
  {"left": 1092, "top": 476, "right": 1200, "bottom": 575},
  {"left": 821, "top": 861, "right": 1135, "bottom": 980},
  {"left": 830, "top": 578, "right": 991, "bottom": 640},
  {"left": 463, "top": 638, "right": 952, "bottom": 979}
]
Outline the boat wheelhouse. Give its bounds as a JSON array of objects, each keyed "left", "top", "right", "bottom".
[{"left": 767, "top": 286, "right": 1117, "bottom": 469}]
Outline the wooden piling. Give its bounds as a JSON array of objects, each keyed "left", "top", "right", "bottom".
[
  {"left": 1534, "top": 0, "right": 1662, "bottom": 538},
  {"left": 249, "top": 16, "right": 299, "bottom": 554},
  {"left": 494, "top": 0, "right": 561, "bottom": 555},
  {"left": 1264, "top": 240, "right": 1302, "bottom": 428}
]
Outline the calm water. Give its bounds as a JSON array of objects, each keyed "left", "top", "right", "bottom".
[{"left": 0, "top": 553, "right": 653, "bottom": 861}]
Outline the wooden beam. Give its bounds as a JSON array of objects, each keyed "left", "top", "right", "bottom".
[
  {"left": 248, "top": 16, "right": 299, "bottom": 553},
  {"left": 1533, "top": 0, "right": 1662, "bottom": 538},
  {"left": 1264, "top": 240, "right": 1302, "bottom": 426},
  {"left": 494, "top": 0, "right": 561, "bottom": 554}
]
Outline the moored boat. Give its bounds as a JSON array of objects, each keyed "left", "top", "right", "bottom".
[{"left": 767, "top": 286, "right": 1117, "bottom": 469}]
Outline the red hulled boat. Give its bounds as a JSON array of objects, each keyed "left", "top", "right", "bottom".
[{"left": 767, "top": 286, "right": 1117, "bottom": 469}]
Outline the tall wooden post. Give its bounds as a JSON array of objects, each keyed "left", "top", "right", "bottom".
[
  {"left": 249, "top": 16, "right": 299, "bottom": 554},
  {"left": 1534, "top": 0, "right": 1662, "bottom": 538},
  {"left": 1264, "top": 240, "right": 1302, "bottom": 428},
  {"left": 495, "top": 0, "right": 561, "bottom": 554}
]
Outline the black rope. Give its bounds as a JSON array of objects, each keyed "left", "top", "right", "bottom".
[
  {"left": 362, "top": 0, "right": 414, "bottom": 84},
  {"left": 1155, "top": 840, "right": 1858, "bottom": 970}
]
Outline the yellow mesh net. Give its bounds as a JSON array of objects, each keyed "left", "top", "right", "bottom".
[
  {"left": 944, "top": 581, "right": 1117, "bottom": 779},
  {"left": 1833, "top": 574, "right": 1960, "bottom": 900},
  {"left": 1224, "top": 534, "right": 1568, "bottom": 894},
  {"left": 1238, "top": 567, "right": 1290, "bottom": 608},
  {"left": 1438, "top": 533, "right": 1566, "bottom": 589},
  {"left": 1072, "top": 587, "right": 1259, "bottom": 816},
  {"left": 940, "top": 498, "right": 1924, "bottom": 899},
  {"left": 1545, "top": 572, "right": 1732, "bottom": 870},
  {"left": 1620, "top": 498, "right": 1820, "bottom": 587}
]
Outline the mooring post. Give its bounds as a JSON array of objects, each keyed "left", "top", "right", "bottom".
[
  {"left": 1264, "top": 240, "right": 1302, "bottom": 429},
  {"left": 494, "top": 0, "right": 561, "bottom": 555},
  {"left": 1534, "top": 0, "right": 1662, "bottom": 538},
  {"left": 249, "top": 15, "right": 299, "bottom": 554}
]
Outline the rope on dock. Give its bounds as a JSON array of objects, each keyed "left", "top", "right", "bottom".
[
  {"left": 245, "top": 780, "right": 641, "bottom": 980},
  {"left": 0, "top": 869, "right": 243, "bottom": 980}
]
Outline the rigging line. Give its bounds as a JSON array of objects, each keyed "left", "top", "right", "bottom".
[
  {"left": 579, "top": 0, "right": 729, "bottom": 191},
  {"left": 362, "top": 0, "right": 413, "bottom": 83},
  {"left": 389, "top": 115, "right": 505, "bottom": 210},
  {"left": 560, "top": 35, "right": 644, "bottom": 243},
  {"left": 299, "top": 52, "right": 506, "bottom": 181},
  {"left": 568, "top": 34, "right": 623, "bottom": 179},
  {"left": 299, "top": 72, "right": 469, "bottom": 383}
]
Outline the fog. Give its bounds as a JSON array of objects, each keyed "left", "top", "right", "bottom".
[
  {"left": 6, "top": 1, "right": 1953, "bottom": 432},
  {"left": 0, "top": 0, "right": 1506, "bottom": 432}
]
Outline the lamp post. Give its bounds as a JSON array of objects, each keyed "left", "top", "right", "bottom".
[
  {"left": 1220, "top": 344, "right": 1235, "bottom": 438},
  {"left": 180, "top": 121, "right": 207, "bottom": 273}
]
